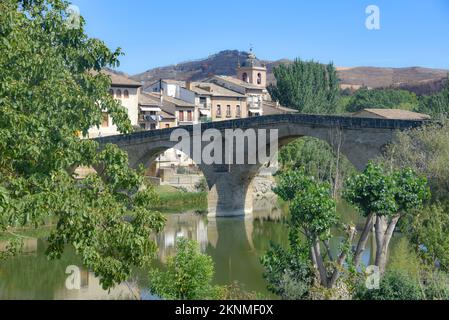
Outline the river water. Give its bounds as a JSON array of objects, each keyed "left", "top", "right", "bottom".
[{"left": 0, "top": 202, "right": 397, "bottom": 300}]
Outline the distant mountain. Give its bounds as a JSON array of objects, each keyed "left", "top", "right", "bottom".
[
  {"left": 337, "top": 66, "right": 449, "bottom": 93},
  {"left": 130, "top": 50, "right": 449, "bottom": 95}
]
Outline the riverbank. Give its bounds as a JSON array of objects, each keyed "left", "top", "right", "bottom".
[{"left": 152, "top": 185, "right": 207, "bottom": 214}]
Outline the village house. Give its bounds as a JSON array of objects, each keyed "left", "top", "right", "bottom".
[
  {"left": 138, "top": 92, "right": 177, "bottom": 130},
  {"left": 88, "top": 70, "right": 142, "bottom": 138}
]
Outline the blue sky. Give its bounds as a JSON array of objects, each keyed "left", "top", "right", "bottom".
[{"left": 71, "top": 0, "right": 449, "bottom": 75}]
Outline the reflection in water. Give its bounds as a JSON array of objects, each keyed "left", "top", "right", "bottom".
[
  {"left": 0, "top": 202, "right": 401, "bottom": 299},
  {"left": 0, "top": 240, "right": 138, "bottom": 300},
  {"left": 154, "top": 208, "right": 289, "bottom": 295}
]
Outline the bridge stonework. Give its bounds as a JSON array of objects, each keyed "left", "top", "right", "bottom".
[{"left": 96, "top": 114, "right": 426, "bottom": 217}]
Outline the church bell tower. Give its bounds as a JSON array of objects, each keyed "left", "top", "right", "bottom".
[{"left": 237, "top": 48, "right": 267, "bottom": 88}]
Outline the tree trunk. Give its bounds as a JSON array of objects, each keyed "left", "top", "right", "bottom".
[
  {"left": 353, "top": 212, "right": 375, "bottom": 268},
  {"left": 329, "top": 226, "right": 356, "bottom": 288},
  {"left": 333, "top": 128, "right": 342, "bottom": 199},
  {"left": 312, "top": 239, "right": 329, "bottom": 288},
  {"left": 377, "top": 214, "right": 401, "bottom": 274},
  {"left": 375, "top": 216, "right": 387, "bottom": 265},
  {"left": 324, "top": 239, "right": 334, "bottom": 262}
]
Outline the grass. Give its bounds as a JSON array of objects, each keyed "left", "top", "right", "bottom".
[
  {"left": 0, "top": 225, "right": 54, "bottom": 242},
  {"left": 152, "top": 185, "right": 207, "bottom": 214}
]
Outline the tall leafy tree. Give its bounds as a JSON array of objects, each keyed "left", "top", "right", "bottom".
[
  {"left": 344, "top": 163, "right": 430, "bottom": 273},
  {"left": 265, "top": 169, "right": 355, "bottom": 292},
  {"left": 264, "top": 165, "right": 429, "bottom": 297},
  {"left": 0, "top": 0, "right": 165, "bottom": 289},
  {"left": 268, "top": 59, "right": 340, "bottom": 114}
]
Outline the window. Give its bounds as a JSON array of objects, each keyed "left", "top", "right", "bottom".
[
  {"left": 216, "top": 105, "right": 221, "bottom": 118},
  {"left": 226, "top": 105, "right": 231, "bottom": 117},
  {"left": 150, "top": 123, "right": 156, "bottom": 130},
  {"left": 187, "top": 110, "right": 192, "bottom": 121},
  {"left": 165, "top": 124, "right": 170, "bottom": 128},
  {"left": 179, "top": 111, "right": 184, "bottom": 121},
  {"left": 123, "top": 90, "right": 129, "bottom": 99},
  {"left": 242, "top": 73, "right": 248, "bottom": 83},
  {"left": 236, "top": 105, "right": 241, "bottom": 118},
  {"left": 101, "top": 112, "right": 109, "bottom": 127},
  {"left": 116, "top": 89, "right": 122, "bottom": 99},
  {"left": 139, "top": 123, "right": 146, "bottom": 130},
  {"left": 257, "top": 73, "right": 262, "bottom": 85},
  {"left": 108, "top": 89, "right": 114, "bottom": 97}
]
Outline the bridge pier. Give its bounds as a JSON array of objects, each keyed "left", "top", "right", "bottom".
[{"left": 202, "top": 165, "right": 257, "bottom": 218}]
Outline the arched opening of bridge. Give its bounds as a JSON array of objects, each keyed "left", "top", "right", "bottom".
[
  {"left": 144, "top": 148, "right": 207, "bottom": 202},
  {"left": 243, "top": 134, "right": 357, "bottom": 220}
]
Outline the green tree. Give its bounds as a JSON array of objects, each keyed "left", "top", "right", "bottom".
[
  {"left": 380, "top": 119, "right": 449, "bottom": 202},
  {"left": 344, "top": 163, "right": 429, "bottom": 273},
  {"left": 261, "top": 242, "right": 313, "bottom": 300},
  {"left": 346, "top": 88, "right": 419, "bottom": 112},
  {"left": 404, "top": 204, "right": 449, "bottom": 272},
  {"left": 0, "top": 0, "right": 165, "bottom": 289},
  {"left": 149, "top": 238, "right": 223, "bottom": 300},
  {"left": 268, "top": 59, "right": 340, "bottom": 114},
  {"left": 265, "top": 170, "right": 356, "bottom": 292},
  {"left": 278, "top": 137, "right": 356, "bottom": 197},
  {"left": 417, "top": 75, "right": 449, "bottom": 117}
]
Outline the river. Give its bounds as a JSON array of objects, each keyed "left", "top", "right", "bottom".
[{"left": 0, "top": 202, "right": 401, "bottom": 300}]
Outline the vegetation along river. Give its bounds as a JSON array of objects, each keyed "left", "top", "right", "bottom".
[{"left": 0, "top": 201, "right": 404, "bottom": 300}]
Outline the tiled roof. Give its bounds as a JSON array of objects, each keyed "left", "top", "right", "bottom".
[
  {"left": 154, "top": 79, "right": 246, "bottom": 98},
  {"left": 160, "top": 110, "right": 176, "bottom": 119},
  {"left": 99, "top": 69, "right": 142, "bottom": 87},
  {"left": 262, "top": 101, "right": 298, "bottom": 115},
  {"left": 190, "top": 82, "right": 246, "bottom": 98},
  {"left": 147, "top": 92, "right": 195, "bottom": 108},
  {"left": 139, "top": 92, "right": 161, "bottom": 106},
  {"left": 212, "top": 75, "right": 262, "bottom": 90},
  {"left": 354, "top": 108, "right": 431, "bottom": 120}
]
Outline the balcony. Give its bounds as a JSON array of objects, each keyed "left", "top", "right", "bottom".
[{"left": 197, "top": 102, "right": 212, "bottom": 109}]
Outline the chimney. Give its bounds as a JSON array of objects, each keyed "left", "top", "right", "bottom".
[
  {"left": 159, "top": 87, "right": 164, "bottom": 104},
  {"left": 186, "top": 81, "right": 192, "bottom": 91}
]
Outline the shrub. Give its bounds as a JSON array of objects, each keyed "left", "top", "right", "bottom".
[
  {"left": 355, "top": 270, "right": 423, "bottom": 300},
  {"left": 149, "top": 238, "right": 223, "bottom": 300}
]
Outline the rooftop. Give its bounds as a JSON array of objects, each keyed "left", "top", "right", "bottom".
[
  {"left": 212, "top": 75, "right": 263, "bottom": 90},
  {"left": 262, "top": 101, "right": 298, "bottom": 115},
  {"left": 189, "top": 82, "right": 246, "bottom": 98},
  {"left": 100, "top": 69, "right": 142, "bottom": 87},
  {"left": 160, "top": 110, "right": 176, "bottom": 119},
  {"left": 139, "top": 92, "right": 162, "bottom": 106},
  {"left": 148, "top": 92, "right": 195, "bottom": 108},
  {"left": 354, "top": 108, "right": 431, "bottom": 120}
]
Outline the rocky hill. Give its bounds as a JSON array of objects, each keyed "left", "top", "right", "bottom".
[{"left": 130, "top": 50, "right": 449, "bottom": 95}]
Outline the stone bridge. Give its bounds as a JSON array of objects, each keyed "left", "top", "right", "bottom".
[{"left": 95, "top": 114, "right": 426, "bottom": 217}]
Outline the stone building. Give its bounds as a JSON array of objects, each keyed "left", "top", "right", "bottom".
[{"left": 88, "top": 70, "right": 142, "bottom": 138}]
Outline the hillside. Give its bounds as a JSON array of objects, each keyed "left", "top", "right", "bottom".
[{"left": 130, "top": 50, "right": 449, "bottom": 95}]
